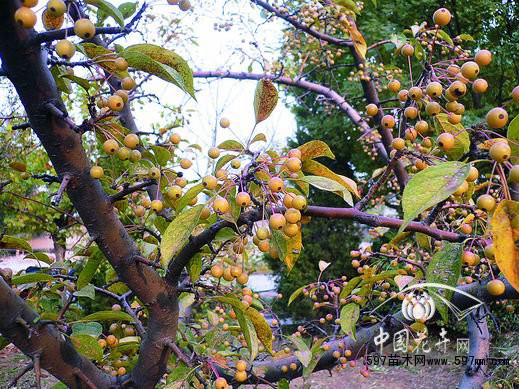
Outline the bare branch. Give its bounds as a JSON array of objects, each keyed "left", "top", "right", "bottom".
[
  {"left": 31, "top": 26, "right": 127, "bottom": 45},
  {"left": 251, "top": 0, "right": 353, "bottom": 47},
  {"left": 109, "top": 180, "right": 157, "bottom": 203}
]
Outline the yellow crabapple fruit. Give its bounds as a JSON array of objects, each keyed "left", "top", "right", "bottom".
[
  {"left": 437, "top": 133, "right": 455, "bottom": 150},
  {"left": 151, "top": 200, "right": 163, "bottom": 212},
  {"left": 166, "top": 186, "right": 182, "bottom": 200},
  {"left": 55, "top": 39, "right": 75, "bottom": 59},
  {"left": 74, "top": 18, "right": 96, "bottom": 39},
  {"left": 202, "top": 175, "right": 218, "bottom": 190},
  {"left": 123, "top": 134, "right": 140, "bottom": 149},
  {"left": 108, "top": 95, "right": 124, "bottom": 111},
  {"left": 489, "top": 142, "right": 511, "bottom": 163},
  {"left": 170, "top": 133, "right": 181, "bottom": 144},
  {"left": 236, "top": 191, "right": 251, "bottom": 207},
  {"left": 213, "top": 197, "right": 230, "bottom": 213},
  {"left": 208, "top": 147, "right": 220, "bottom": 159},
  {"left": 366, "top": 103, "right": 378, "bottom": 116},
  {"left": 219, "top": 117, "right": 230, "bottom": 128},
  {"left": 486, "top": 107, "right": 508, "bottom": 129},
  {"left": 180, "top": 158, "right": 192, "bottom": 169},
  {"left": 90, "top": 166, "right": 104, "bottom": 179},
  {"left": 47, "top": 0, "right": 66, "bottom": 17},
  {"left": 268, "top": 177, "right": 284, "bottom": 192},
  {"left": 486, "top": 279, "right": 505, "bottom": 296},
  {"left": 269, "top": 214, "right": 286, "bottom": 230},
  {"left": 433, "top": 8, "right": 451, "bottom": 26},
  {"left": 474, "top": 50, "right": 492, "bottom": 67}
]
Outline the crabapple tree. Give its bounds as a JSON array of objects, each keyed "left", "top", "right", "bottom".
[{"left": 0, "top": 1, "right": 519, "bottom": 388}]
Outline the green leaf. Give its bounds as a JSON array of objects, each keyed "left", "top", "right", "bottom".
[
  {"left": 78, "top": 310, "right": 133, "bottom": 322},
  {"left": 93, "top": 0, "right": 125, "bottom": 27},
  {"left": 151, "top": 145, "right": 171, "bottom": 166},
  {"left": 436, "top": 30, "right": 453, "bottom": 46},
  {"left": 187, "top": 254, "right": 202, "bottom": 282},
  {"left": 50, "top": 65, "right": 72, "bottom": 94},
  {"left": 176, "top": 184, "right": 204, "bottom": 212},
  {"left": 213, "top": 296, "right": 273, "bottom": 354},
  {"left": 120, "top": 50, "right": 188, "bottom": 95},
  {"left": 77, "top": 248, "right": 105, "bottom": 289},
  {"left": 254, "top": 79, "right": 278, "bottom": 124},
  {"left": 71, "top": 322, "right": 103, "bottom": 338},
  {"left": 160, "top": 205, "right": 204, "bottom": 266},
  {"left": 80, "top": 43, "right": 129, "bottom": 79},
  {"left": 298, "top": 140, "right": 335, "bottom": 161},
  {"left": 291, "top": 334, "right": 311, "bottom": 367},
  {"left": 166, "top": 365, "right": 195, "bottom": 384},
  {"left": 214, "top": 154, "right": 236, "bottom": 173},
  {"left": 11, "top": 273, "right": 54, "bottom": 285},
  {"left": 335, "top": 0, "right": 360, "bottom": 13},
  {"left": 339, "top": 276, "right": 362, "bottom": 299},
  {"left": 2, "top": 235, "right": 32, "bottom": 251},
  {"left": 118, "top": 2, "right": 137, "bottom": 19},
  {"left": 278, "top": 379, "right": 290, "bottom": 389},
  {"left": 400, "top": 161, "right": 470, "bottom": 232},
  {"left": 340, "top": 303, "right": 360, "bottom": 340},
  {"left": 74, "top": 284, "right": 96, "bottom": 300},
  {"left": 122, "top": 44, "right": 195, "bottom": 98},
  {"left": 214, "top": 227, "right": 237, "bottom": 242},
  {"left": 217, "top": 140, "right": 244, "bottom": 151},
  {"left": 303, "top": 338, "right": 326, "bottom": 378},
  {"left": 70, "top": 334, "right": 103, "bottom": 360},
  {"left": 235, "top": 309, "right": 259, "bottom": 361},
  {"left": 288, "top": 284, "right": 307, "bottom": 306},
  {"left": 507, "top": 114, "right": 519, "bottom": 164},
  {"left": 296, "top": 175, "right": 353, "bottom": 205},
  {"left": 435, "top": 113, "right": 470, "bottom": 160},
  {"left": 302, "top": 160, "right": 358, "bottom": 196},
  {"left": 425, "top": 242, "right": 463, "bottom": 322},
  {"left": 60, "top": 74, "right": 91, "bottom": 91},
  {"left": 251, "top": 133, "right": 267, "bottom": 143},
  {"left": 458, "top": 33, "right": 475, "bottom": 42},
  {"left": 24, "top": 252, "right": 52, "bottom": 264}
]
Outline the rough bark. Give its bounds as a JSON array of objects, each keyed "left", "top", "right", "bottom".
[
  {"left": 0, "top": 278, "right": 112, "bottom": 388},
  {"left": 458, "top": 311, "right": 491, "bottom": 389},
  {"left": 0, "top": 2, "right": 178, "bottom": 387}
]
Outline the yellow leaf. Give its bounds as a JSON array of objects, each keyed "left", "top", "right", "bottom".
[
  {"left": 81, "top": 43, "right": 129, "bottom": 79},
  {"left": 302, "top": 159, "right": 358, "bottom": 197},
  {"left": 254, "top": 79, "right": 278, "bottom": 124},
  {"left": 345, "top": 18, "right": 367, "bottom": 59},
  {"left": 298, "top": 140, "right": 335, "bottom": 161},
  {"left": 490, "top": 200, "right": 519, "bottom": 292}
]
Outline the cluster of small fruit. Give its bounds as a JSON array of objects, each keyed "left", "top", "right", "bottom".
[
  {"left": 14, "top": 0, "right": 190, "bottom": 32},
  {"left": 96, "top": 303, "right": 143, "bottom": 377}
]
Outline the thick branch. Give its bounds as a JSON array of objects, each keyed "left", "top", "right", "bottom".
[
  {"left": 0, "top": 278, "right": 112, "bottom": 388},
  {"left": 458, "top": 310, "right": 491, "bottom": 389},
  {"left": 251, "top": 0, "right": 352, "bottom": 47},
  {"left": 109, "top": 180, "right": 157, "bottom": 202},
  {"left": 305, "top": 205, "right": 464, "bottom": 242},
  {"left": 218, "top": 279, "right": 517, "bottom": 384}
]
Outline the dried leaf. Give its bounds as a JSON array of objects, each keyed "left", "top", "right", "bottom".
[
  {"left": 254, "top": 79, "right": 278, "bottom": 123},
  {"left": 490, "top": 200, "right": 519, "bottom": 292}
]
